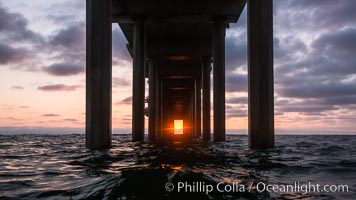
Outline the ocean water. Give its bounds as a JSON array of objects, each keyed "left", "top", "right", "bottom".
[{"left": 0, "top": 134, "right": 355, "bottom": 200}]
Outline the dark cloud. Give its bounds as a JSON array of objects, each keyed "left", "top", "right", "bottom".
[
  {"left": 0, "top": 4, "right": 43, "bottom": 43},
  {"left": 274, "top": 36, "right": 307, "bottom": 61},
  {"left": 235, "top": 6, "right": 247, "bottom": 27},
  {"left": 225, "top": 34, "right": 247, "bottom": 71},
  {"left": 223, "top": 5, "right": 248, "bottom": 72},
  {"left": 42, "top": 114, "right": 60, "bottom": 117},
  {"left": 50, "top": 22, "right": 85, "bottom": 49},
  {"left": 112, "top": 26, "right": 132, "bottom": 65},
  {"left": 6, "top": 117, "right": 20, "bottom": 121},
  {"left": 10, "top": 85, "right": 24, "bottom": 90},
  {"left": 274, "top": 0, "right": 356, "bottom": 31},
  {"left": 321, "top": 95, "right": 356, "bottom": 106},
  {"left": 224, "top": 8, "right": 248, "bottom": 73},
  {"left": 43, "top": 63, "right": 84, "bottom": 76},
  {"left": 226, "top": 107, "right": 247, "bottom": 118},
  {"left": 275, "top": 29, "right": 356, "bottom": 107},
  {"left": 312, "top": 28, "right": 356, "bottom": 54},
  {"left": 0, "top": 3, "right": 42, "bottom": 70},
  {"left": 272, "top": 1, "right": 356, "bottom": 117},
  {"left": 38, "top": 84, "right": 81, "bottom": 92},
  {"left": 225, "top": 73, "right": 247, "bottom": 92},
  {"left": 280, "top": 104, "right": 337, "bottom": 113},
  {"left": 0, "top": 43, "right": 28, "bottom": 64},
  {"left": 47, "top": 14, "right": 78, "bottom": 24},
  {"left": 287, "top": 0, "right": 336, "bottom": 8},
  {"left": 226, "top": 96, "right": 247, "bottom": 104},
  {"left": 276, "top": 99, "right": 338, "bottom": 114},
  {"left": 306, "top": 29, "right": 356, "bottom": 75},
  {"left": 115, "top": 96, "right": 132, "bottom": 105},
  {"left": 63, "top": 118, "right": 78, "bottom": 122},
  {"left": 47, "top": 21, "right": 85, "bottom": 70},
  {"left": 292, "top": 28, "right": 356, "bottom": 76},
  {"left": 288, "top": 0, "right": 356, "bottom": 28},
  {"left": 278, "top": 81, "right": 356, "bottom": 99},
  {"left": 275, "top": 93, "right": 356, "bottom": 115},
  {"left": 113, "top": 77, "right": 130, "bottom": 87},
  {"left": 47, "top": 1, "right": 85, "bottom": 20}
]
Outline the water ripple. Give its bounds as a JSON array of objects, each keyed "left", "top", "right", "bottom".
[{"left": 0, "top": 134, "right": 355, "bottom": 199}]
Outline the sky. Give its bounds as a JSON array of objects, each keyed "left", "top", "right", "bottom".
[{"left": 0, "top": 0, "right": 355, "bottom": 134}]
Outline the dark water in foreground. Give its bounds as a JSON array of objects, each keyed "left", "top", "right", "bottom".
[{"left": 0, "top": 134, "right": 355, "bottom": 200}]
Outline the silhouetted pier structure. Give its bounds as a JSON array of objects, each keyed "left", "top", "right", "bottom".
[{"left": 86, "top": 0, "right": 274, "bottom": 149}]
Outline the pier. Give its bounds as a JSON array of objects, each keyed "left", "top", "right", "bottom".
[{"left": 85, "top": 0, "right": 274, "bottom": 149}]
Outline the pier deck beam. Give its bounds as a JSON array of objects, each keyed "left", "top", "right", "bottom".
[
  {"left": 213, "top": 19, "right": 226, "bottom": 142},
  {"left": 85, "top": 0, "right": 112, "bottom": 149},
  {"left": 132, "top": 19, "right": 146, "bottom": 142},
  {"left": 248, "top": 0, "right": 275, "bottom": 149},
  {"left": 202, "top": 57, "right": 211, "bottom": 141}
]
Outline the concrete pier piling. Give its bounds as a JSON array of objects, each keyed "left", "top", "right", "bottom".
[
  {"left": 213, "top": 18, "right": 226, "bottom": 142},
  {"left": 248, "top": 0, "right": 275, "bottom": 149},
  {"left": 132, "top": 19, "right": 146, "bottom": 142},
  {"left": 85, "top": 0, "right": 112, "bottom": 149}
]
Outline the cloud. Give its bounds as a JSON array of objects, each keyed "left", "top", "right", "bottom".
[
  {"left": 0, "top": 43, "right": 28, "bottom": 64},
  {"left": 48, "top": 21, "right": 85, "bottom": 66},
  {"left": 274, "top": 36, "right": 307, "bottom": 62},
  {"left": 226, "top": 96, "right": 248, "bottom": 104},
  {"left": 276, "top": 99, "right": 338, "bottom": 114},
  {"left": 226, "top": 107, "right": 247, "bottom": 118},
  {"left": 115, "top": 96, "right": 132, "bottom": 105},
  {"left": 312, "top": 28, "right": 356, "bottom": 54},
  {"left": 6, "top": 117, "right": 21, "bottom": 121},
  {"left": 286, "top": 0, "right": 356, "bottom": 28},
  {"left": 281, "top": 104, "right": 337, "bottom": 113},
  {"left": 50, "top": 22, "right": 85, "bottom": 49},
  {"left": 113, "top": 77, "right": 130, "bottom": 87},
  {"left": 224, "top": 7, "right": 248, "bottom": 73},
  {"left": 112, "top": 26, "right": 132, "bottom": 65},
  {"left": 278, "top": 81, "right": 356, "bottom": 99},
  {"left": 274, "top": 0, "right": 356, "bottom": 33},
  {"left": 0, "top": 3, "right": 43, "bottom": 70},
  {"left": 10, "top": 85, "right": 24, "bottom": 90},
  {"left": 275, "top": 28, "right": 356, "bottom": 105},
  {"left": 37, "top": 84, "right": 81, "bottom": 91},
  {"left": 321, "top": 95, "right": 356, "bottom": 106},
  {"left": 271, "top": 2, "right": 356, "bottom": 118},
  {"left": 225, "top": 73, "right": 247, "bottom": 93},
  {"left": 63, "top": 118, "right": 78, "bottom": 122},
  {"left": 225, "top": 34, "right": 247, "bottom": 71},
  {"left": 303, "top": 28, "right": 356, "bottom": 75},
  {"left": 42, "top": 114, "right": 60, "bottom": 117},
  {"left": 43, "top": 63, "right": 84, "bottom": 76},
  {"left": 47, "top": 14, "right": 78, "bottom": 24},
  {"left": 0, "top": 4, "right": 43, "bottom": 43},
  {"left": 46, "top": 1, "right": 85, "bottom": 23}
]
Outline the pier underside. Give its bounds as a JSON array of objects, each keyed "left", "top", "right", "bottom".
[{"left": 86, "top": 0, "right": 274, "bottom": 149}]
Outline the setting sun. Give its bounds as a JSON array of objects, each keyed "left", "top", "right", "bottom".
[{"left": 174, "top": 120, "right": 183, "bottom": 135}]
